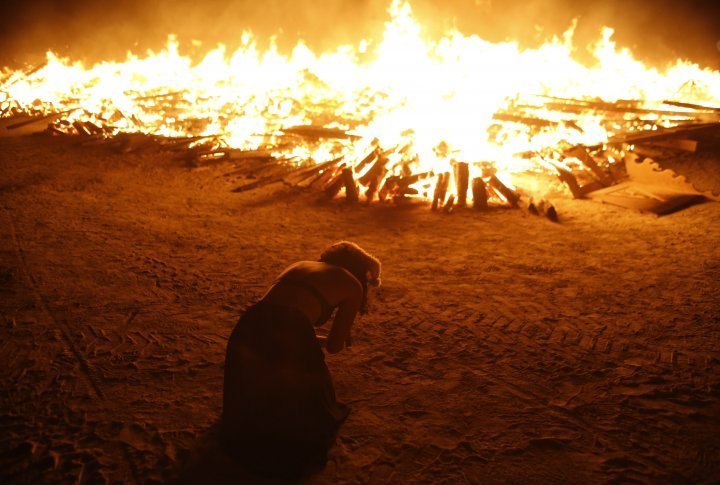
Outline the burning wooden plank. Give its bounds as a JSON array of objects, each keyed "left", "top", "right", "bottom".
[
  {"left": 308, "top": 164, "right": 342, "bottom": 189},
  {"left": 72, "top": 121, "right": 91, "bottom": 136},
  {"left": 431, "top": 172, "right": 450, "bottom": 211},
  {"left": 591, "top": 189, "right": 706, "bottom": 215},
  {"left": 357, "top": 152, "right": 388, "bottom": 203},
  {"left": 364, "top": 165, "right": 387, "bottom": 204},
  {"left": 488, "top": 174, "right": 519, "bottom": 207},
  {"left": 194, "top": 148, "right": 278, "bottom": 169},
  {"left": 0, "top": 111, "right": 74, "bottom": 137},
  {"left": 117, "top": 133, "right": 160, "bottom": 153},
  {"left": 554, "top": 165, "right": 604, "bottom": 199},
  {"left": 579, "top": 144, "right": 720, "bottom": 213},
  {"left": 353, "top": 143, "right": 379, "bottom": 174},
  {"left": 161, "top": 135, "right": 219, "bottom": 150},
  {"left": 281, "top": 125, "right": 358, "bottom": 140},
  {"left": 284, "top": 157, "right": 344, "bottom": 186},
  {"left": 492, "top": 112, "right": 559, "bottom": 128},
  {"left": 538, "top": 96, "right": 720, "bottom": 120},
  {"left": 662, "top": 100, "right": 720, "bottom": 112},
  {"left": 342, "top": 168, "right": 359, "bottom": 203},
  {"left": 224, "top": 149, "right": 275, "bottom": 161},
  {"left": 641, "top": 138, "right": 698, "bottom": 153},
  {"left": 607, "top": 122, "right": 720, "bottom": 146},
  {"left": 358, "top": 155, "right": 388, "bottom": 186},
  {"left": 241, "top": 159, "right": 288, "bottom": 178},
  {"left": 231, "top": 174, "right": 286, "bottom": 193},
  {"left": 563, "top": 146, "right": 613, "bottom": 185},
  {"left": 377, "top": 175, "right": 398, "bottom": 202},
  {"left": 132, "top": 91, "right": 186, "bottom": 102},
  {"left": 377, "top": 171, "right": 431, "bottom": 202},
  {"left": 230, "top": 158, "right": 339, "bottom": 193},
  {"left": 324, "top": 165, "right": 347, "bottom": 199},
  {"left": 453, "top": 162, "right": 470, "bottom": 207},
  {"left": 443, "top": 194, "right": 455, "bottom": 213}
]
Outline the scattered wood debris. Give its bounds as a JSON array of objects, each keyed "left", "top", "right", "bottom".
[{"left": 1, "top": 95, "right": 719, "bottom": 217}]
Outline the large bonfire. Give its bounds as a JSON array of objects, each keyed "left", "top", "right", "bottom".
[{"left": 2, "top": 0, "right": 720, "bottom": 208}]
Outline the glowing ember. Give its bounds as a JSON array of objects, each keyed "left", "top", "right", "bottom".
[{"left": 2, "top": 0, "right": 720, "bottom": 203}]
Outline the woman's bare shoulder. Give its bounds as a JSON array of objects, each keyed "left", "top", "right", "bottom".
[
  {"left": 280, "top": 260, "right": 332, "bottom": 276},
  {"left": 281, "top": 261, "right": 361, "bottom": 293}
]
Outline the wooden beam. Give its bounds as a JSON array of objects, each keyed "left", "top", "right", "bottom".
[
  {"left": 454, "top": 162, "right": 470, "bottom": 208},
  {"left": 492, "top": 112, "right": 559, "bottom": 127},
  {"left": 324, "top": 165, "right": 347, "bottom": 199},
  {"left": 643, "top": 138, "right": 698, "bottom": 153},
  {"left": 472, "top": 177, "right": 489, "bottom": 210},
  {"left": 488, "top": 175, "right": 519, "bottom": 207},
  {"left": 431, "top": 172, "right": 450, "bottom": 211},
  {"left": 443, "top": 194, "right": 455, "bottom": 213},
  {"left": 342, "top": 168, "right": 359, "bottom": 203},
  {"left": 563, "top": 146, "right": 613, "bottom": 185},
  {"left": 281, "top": 125, "right": 358, "bottom": 140},
  {"left": 607, "top": 122, "right": 720, "bottom": 145}
]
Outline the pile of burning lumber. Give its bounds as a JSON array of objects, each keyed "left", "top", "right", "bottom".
[{"left": 2, "top": 92, "right": 720, "bottom": 218}]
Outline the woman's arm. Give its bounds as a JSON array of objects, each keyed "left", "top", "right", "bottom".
[{"left": 325, "top": 278, "right": 362, "bottom": 354}]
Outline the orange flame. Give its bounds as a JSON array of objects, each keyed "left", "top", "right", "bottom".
[{"left": 2, "top": 0, "right": 719, "bottom": 201}]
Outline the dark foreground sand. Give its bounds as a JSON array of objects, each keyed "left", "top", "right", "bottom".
[{"left": 1, "top": 135, "right": 719, "bottom": 483}]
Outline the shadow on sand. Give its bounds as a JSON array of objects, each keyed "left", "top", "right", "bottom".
[{"left": 169, "top": 423, "right": 327, "bottom": 484}]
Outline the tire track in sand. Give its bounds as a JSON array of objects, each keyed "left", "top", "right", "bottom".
[
  {"left": 5, "top": 210, "right": 149, "bottom": 482},
  {"left": 5, "top": 211, "right": 105, "bottom": 399}
]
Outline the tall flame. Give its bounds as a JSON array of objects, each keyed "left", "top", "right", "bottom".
[{"left": 2, "top": 0, "right": 720, "bottom": 199}]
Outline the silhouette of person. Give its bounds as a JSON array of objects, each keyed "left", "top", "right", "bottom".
[{"left": 221, "top": 241, "right": 381, "bottom": 478}]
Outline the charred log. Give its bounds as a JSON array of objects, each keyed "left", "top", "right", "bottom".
[
  {"left": 523, "top": 197, "right": 559, "bottom": 222},
  {"left": 544, "top": 203, "right": 559, "bottom": 222},
  {"left": 472, "top": 177, "right": 489, "bottom": 210}
]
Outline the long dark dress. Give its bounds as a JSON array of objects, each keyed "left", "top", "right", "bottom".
[{"left": 221, "top": 300, "right": 349, "bottom": 478}]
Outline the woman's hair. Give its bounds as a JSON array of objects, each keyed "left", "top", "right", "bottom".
[{"left": 319, "top": 241, "right": 381, "bottom": 313}]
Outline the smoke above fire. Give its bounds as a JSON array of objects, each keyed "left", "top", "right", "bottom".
[{"left": 1, "top": 0, "right": 719, "bottom": 68}]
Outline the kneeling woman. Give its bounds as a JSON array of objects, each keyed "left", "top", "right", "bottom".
[{"left": 222, "top": 241, "right": 381, "bottom": 478}]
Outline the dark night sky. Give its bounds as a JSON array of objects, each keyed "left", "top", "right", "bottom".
[{"left": 0, "top": 0, "right": 718, "bottom": 68}]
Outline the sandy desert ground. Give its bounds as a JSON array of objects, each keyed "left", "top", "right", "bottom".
[{"left": 1, "top": 134, "right": 719, "bottom": 483}]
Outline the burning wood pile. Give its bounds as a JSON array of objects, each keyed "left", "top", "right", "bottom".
[{"left": 2, "top": 1, "right": 720, "bottom": 217}]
